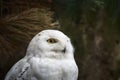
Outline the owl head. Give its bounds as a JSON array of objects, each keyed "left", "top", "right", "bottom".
[{"left": 26, "top": 30, "right": 74, "bottom": 59}]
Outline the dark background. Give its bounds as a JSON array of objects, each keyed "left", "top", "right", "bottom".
[{"left": 0, "top": 0, "right": 120, "bottom": 80}]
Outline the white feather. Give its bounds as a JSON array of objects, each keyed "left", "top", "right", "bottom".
[{"left": 5, "top": 30, "right": 78, "bottom": 80}]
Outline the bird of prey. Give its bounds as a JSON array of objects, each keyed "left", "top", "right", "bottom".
[{"left": 5, "top": 30, "right": 78, "bottom": 80}]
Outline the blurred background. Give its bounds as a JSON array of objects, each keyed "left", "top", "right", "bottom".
[{"left": 0, "top": 0, "right": 120, "bottom": 80}]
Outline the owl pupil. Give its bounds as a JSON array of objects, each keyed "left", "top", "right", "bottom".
[{"left": 50, "top": 40, "right": 53, "bottom": 43}]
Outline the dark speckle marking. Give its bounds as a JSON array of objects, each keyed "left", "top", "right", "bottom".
[
  {"left": 15, "top": 67, "right": 17, "bottom": 70},
  {"left": 18, "top": 67, "right": 29, "bottom": 78},
  {"left": 38, "top": 34, "right": 41, "bottom": 36},
  {"left": 22, "top": 78, "right": 25, "bottom": 80},
  {"left": 67, "top": 40, "right": 69, "bottom": 42}
]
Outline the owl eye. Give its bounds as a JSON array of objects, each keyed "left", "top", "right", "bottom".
[{"left": 47, "top": 38, "right": 58, "bottom": 43}]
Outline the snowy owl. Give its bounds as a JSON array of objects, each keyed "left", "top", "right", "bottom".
[{"left": 5, "top": 30, "right": 78, "bottom": 80}]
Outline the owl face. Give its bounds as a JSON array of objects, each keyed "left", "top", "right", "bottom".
[{"left": 27, "top": 30, "right": 74, "bottom": 58}]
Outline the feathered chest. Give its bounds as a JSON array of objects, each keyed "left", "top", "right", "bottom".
[{"left": 29, "top": 57, "right": 78, "bottom": 80}]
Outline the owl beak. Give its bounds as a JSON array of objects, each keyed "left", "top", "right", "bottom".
[
  {"left": 52, "top": 47, "right": 66, "bottom": 53},
  {"left": 62, "top": 47, "right": 66, "bottom": 53}
]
